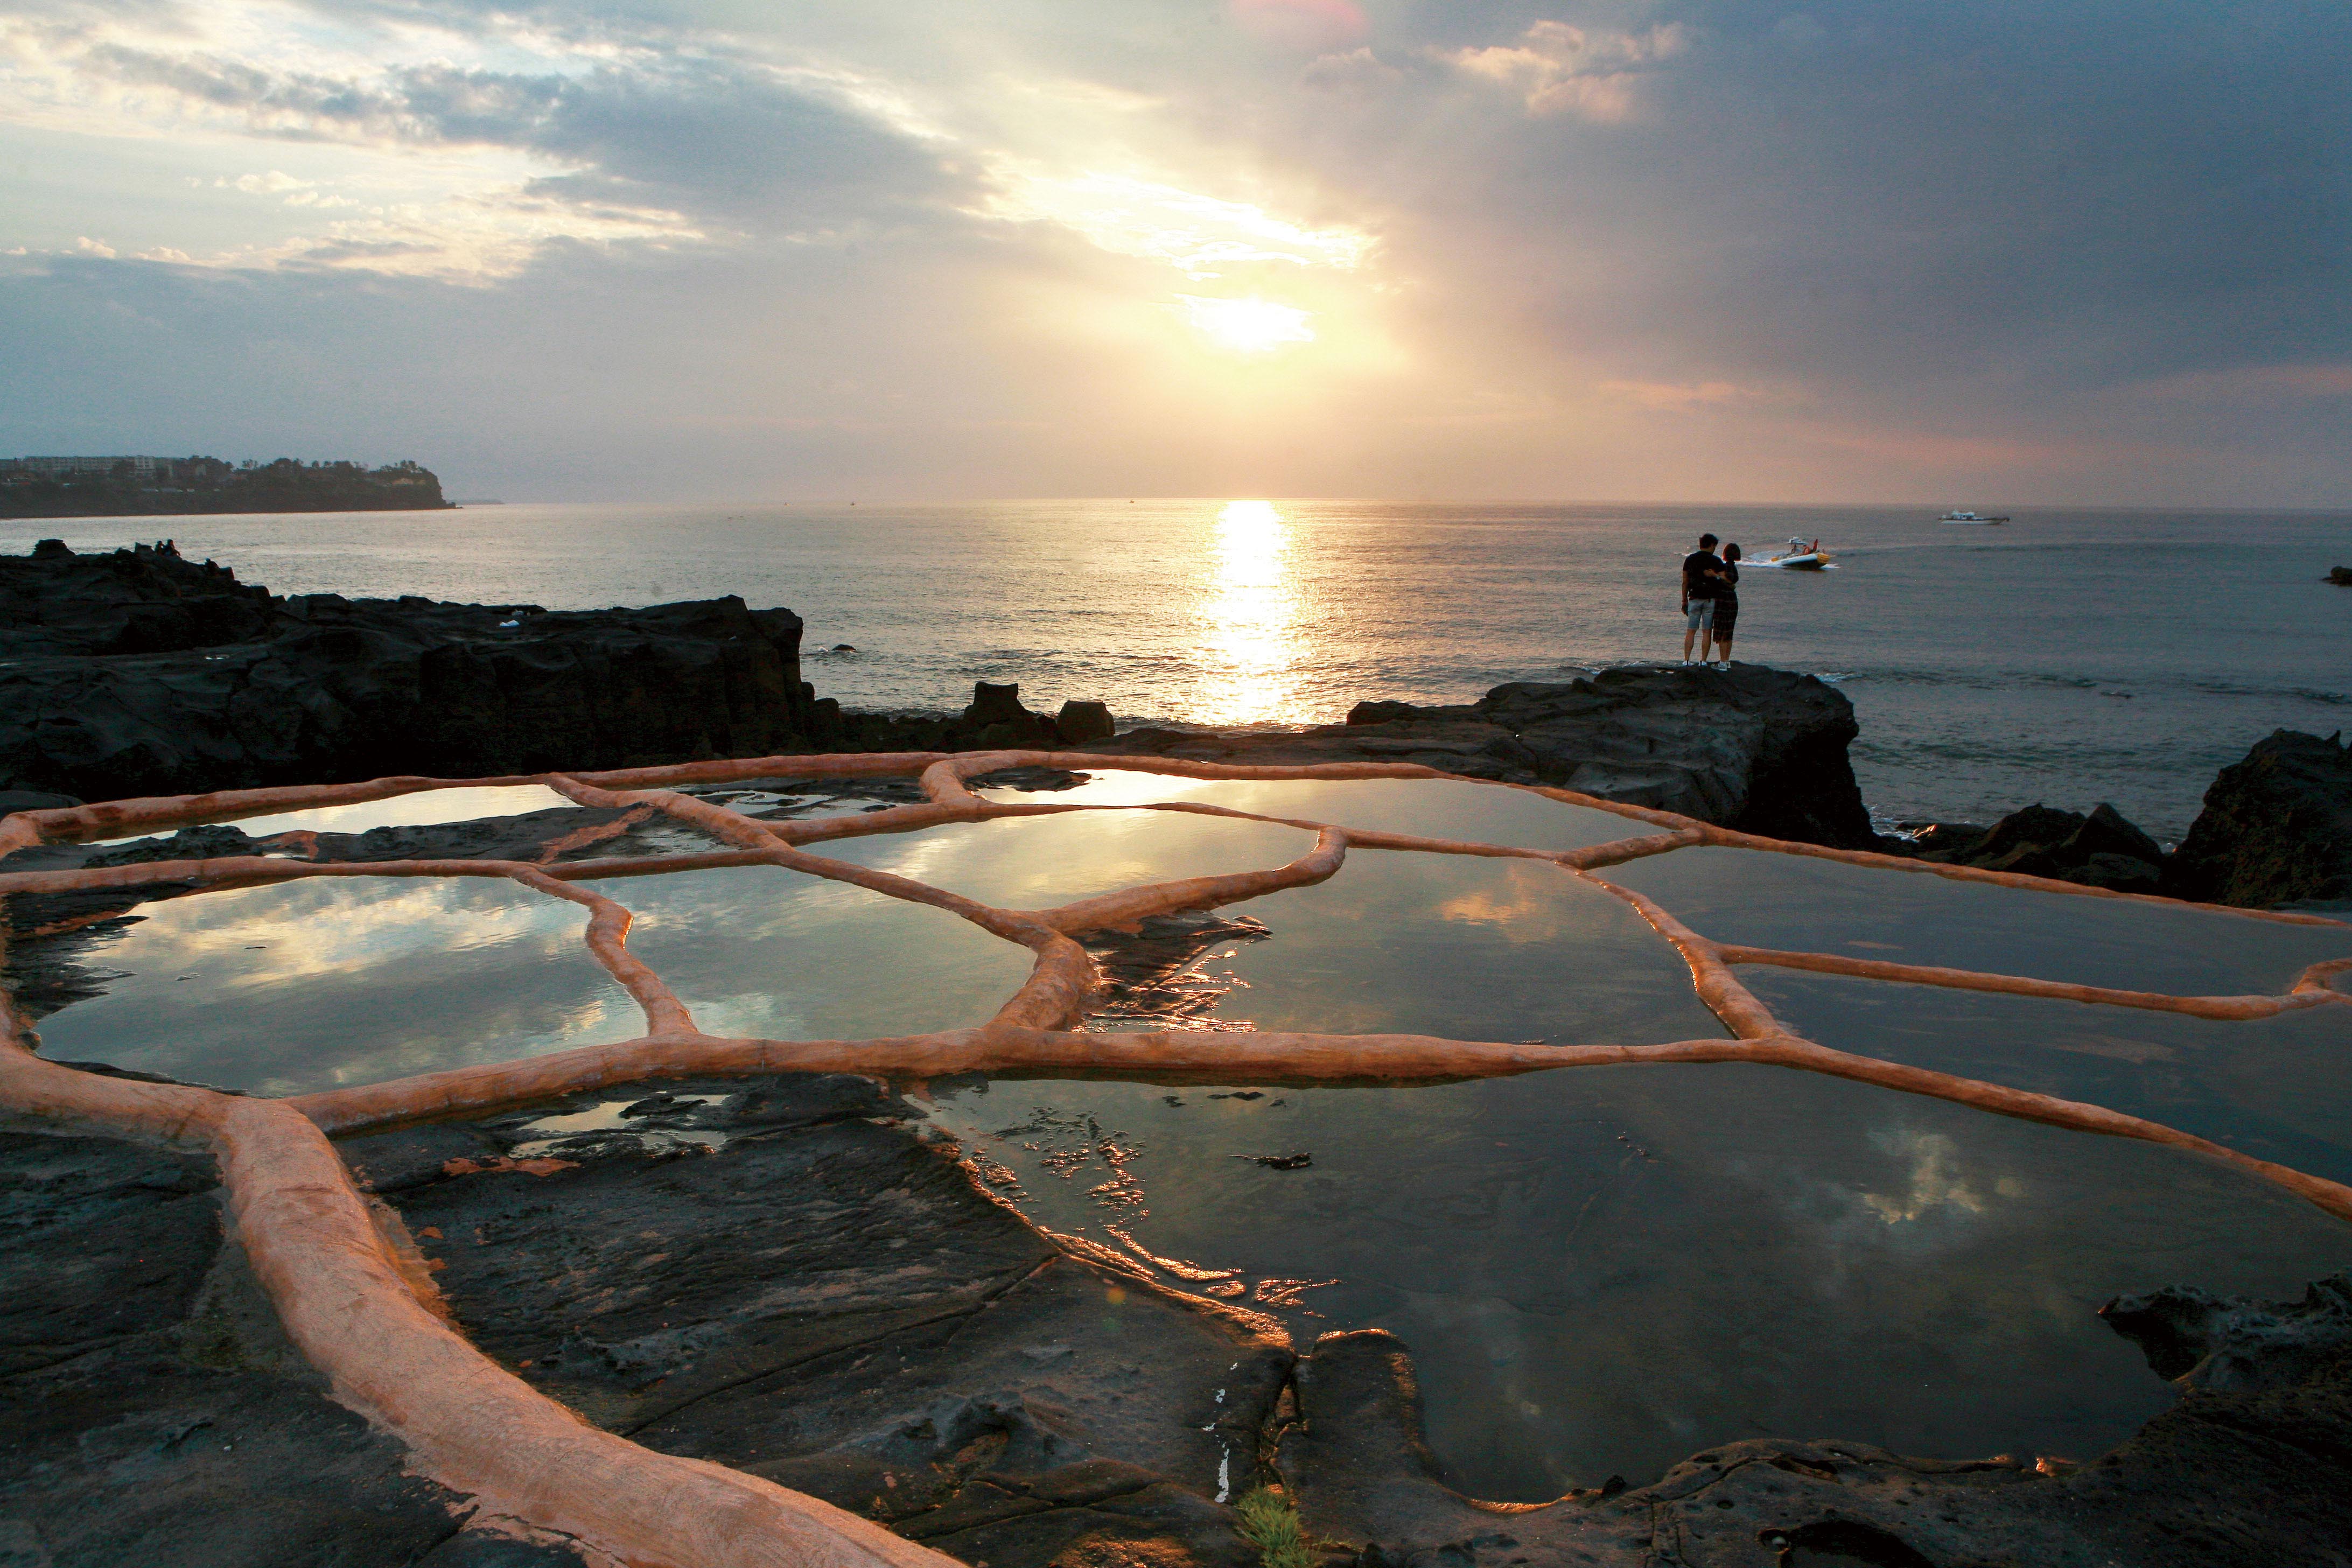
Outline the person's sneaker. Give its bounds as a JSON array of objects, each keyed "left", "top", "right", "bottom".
[{"left": 1715, "top": 661, "right": 1732, "bottom": 670}]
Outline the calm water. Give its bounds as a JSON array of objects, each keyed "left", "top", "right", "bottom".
[{"left": 9, "top": 500, "right": 2349, "bottom": 837}]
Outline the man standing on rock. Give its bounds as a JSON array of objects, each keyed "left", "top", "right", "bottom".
[{"left": 1681, "top": 533, "right": 1725, "bottom": 664}]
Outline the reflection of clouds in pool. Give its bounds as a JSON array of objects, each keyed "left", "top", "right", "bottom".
[{"left": 1859, "top": 1129, "right": 1992, "bottom": 1226}]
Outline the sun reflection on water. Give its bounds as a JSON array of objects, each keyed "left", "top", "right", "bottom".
[{"left": 1194, "top": 500, "right": 1301, "bottom": 726}]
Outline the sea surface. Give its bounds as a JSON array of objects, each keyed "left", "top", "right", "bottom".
[{"left": 10, "top": 499, "right": 2349, "bottom": 839}]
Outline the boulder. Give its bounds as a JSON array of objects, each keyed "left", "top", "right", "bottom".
[
  {"left": 2327, "top": 566, "right": 2351, "bottom": 586},
  {"left": 0, "top": 543, "right": 830, "bottom": 800},
  {"left": 961, "top": 681, "right": 1059, "bottom": 748},
  {"left": 1910, "top": 801, "right": 2168, "bottom": 893},
  {"left": 1056, "top": 699, "right": 1117, "bottom": 746},
  {"left": 1109, "top": 664, "right": 1877, "bottom": 849},
  {"left": 2166, "top": 731, "right": 2352, "bottom": 908}
]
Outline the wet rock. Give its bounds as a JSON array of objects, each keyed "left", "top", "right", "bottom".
[
  {"left": 963, "top": 681, "right": 1060, "bottom": 748},
  {"left": 0, "top": 1126, "right": 566, "bottom": 1566},
  {"left": 2167, "top": 729, "right": 2352, "bottom": 908},
  {"left": 2100, "top": 1271, "right": 2352, "bottom": 1392},
  {"left": 0, "top": 542, "right": 827, "bottom": 800},
  {"left": 1056, "top": 699, "right": 1116, "bottom": 746},
  {"left": 1112, "top": 665, "right": 1875, "bottom": 849},
  {"left": 1277, "top": 1272, "right": 2352, "bottom": 1568},
  {"left": 1083, "top": 912, "right": 1272, "bottom": 1027},
  {"left": 363, "top": 1073, "right": 1291, "bottom": 1568},
  {"left": 2327, "top": 566, "right": 2351, "bottom": 586},
  {"left": 1904, "top": 801, "right": 2168, "bottom": 893}
]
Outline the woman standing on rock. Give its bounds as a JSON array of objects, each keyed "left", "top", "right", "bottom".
[{"left": 1710, "top": 544, "right": 1741, "bottom": 669}]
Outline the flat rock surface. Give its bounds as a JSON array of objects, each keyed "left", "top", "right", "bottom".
[
  {"left": 352, "top": 1073, "right": 1286, "bottom": 1568},
  {"left": 0, "top": 1125, "right": 588, "bottom": 1567}
]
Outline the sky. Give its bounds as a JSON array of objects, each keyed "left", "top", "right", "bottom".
[{"left": 2, "top": 0, "right": 2348, "bottom": 505}]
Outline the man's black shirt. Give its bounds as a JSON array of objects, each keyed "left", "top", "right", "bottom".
[{"left": 1682, "top": 549, "right": 1723, "bottom": 601}]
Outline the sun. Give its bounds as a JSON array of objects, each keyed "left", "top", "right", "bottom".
[{"left": 1177, "top": 295, "right": 1315, "bottom": 354}]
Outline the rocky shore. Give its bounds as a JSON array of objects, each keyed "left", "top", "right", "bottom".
[
  {"left": 4, "top": 552, "right": 2350, "bottom": 1566},
  {"left": 4, "top": 540, "right": 2348, "bottom": 910}
]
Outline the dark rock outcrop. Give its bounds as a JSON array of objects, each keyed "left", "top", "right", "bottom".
[
  {"left": 2327, "top": 566, "right": 2351, "bottom": 586},
  {"left": 0, "top": 541, "right": 828, "bottom": 800},
  {"left": 1279, "top": 1268, "right": 2352, "bottom": 1568},
  {"left": 0, "top": 1126, "right": 589, "bottom": 1566},
  {"left": 1901, "top": 801, "right": 2169, "bottom": 893},
  {"left": 2167, "top": 730, "right": 2352, "bottom": 908},
  {"left": 1103, "top": 665, "right": 1876, "bottom": 848}
]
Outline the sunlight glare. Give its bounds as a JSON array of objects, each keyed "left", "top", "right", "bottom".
[
  {"left": 1195, "top": 500, "right": 1301, "bottom": 724},
  {"left": 1177, "top": 295, "right": 1315, "bottom": 354}
]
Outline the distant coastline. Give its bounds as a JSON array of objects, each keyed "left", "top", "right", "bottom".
[{"left": 0, "top": 455, "right": 453, "bottom": 519}]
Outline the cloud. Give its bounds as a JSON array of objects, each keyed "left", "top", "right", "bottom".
[
  {"left": 1231, "top": 0, "right": 1367, "bottom": 54},
  {"left": 3, "top": 0, "right": 2350, "bottom": 506},
  {"left": 1301, "top": 47, "right": 1403, "bottom": 94},
  {"left": 2127, "top": 363, "right": 2352, "bottom": 403},
  {"left": 1598, "top": 379, "right": 1784, "bottom": 412},
  {"left": 229, "top": 171, "right": 318, "bottom": 194},
  {"left": 1446, "top": 20, "right": 1693, "bottom": 121},
  {"left": 975, "top": 168, "right": 1372, "bottom": 278}
]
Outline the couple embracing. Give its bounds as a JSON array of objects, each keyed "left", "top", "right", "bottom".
[{"left": 1678, "top": 533, "right": 1740, "bottom": 669}]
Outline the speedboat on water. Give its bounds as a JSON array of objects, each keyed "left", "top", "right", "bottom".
[
  {"left": 1762, "top": 537, "right": 1832, "bottom": 569},
  {"left": 1937, "top": 509, "right": 2009, "bottom": 523}
]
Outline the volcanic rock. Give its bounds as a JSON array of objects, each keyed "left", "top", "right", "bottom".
[
  {"left": 0, "top": 541, "right": 829, "bottom": 801},
  {"left": 1105, "top": 664, "right": 1876, "bottom": 848},
  {"left": 0, "top": 1125, "right": 589, "bottom": 1565},
  {"left": 2167, "top": 730, "right": 2352, "bottom": 908},
  {"left": 1056, "top": 699, "right": 1117, "bottom": 745},
  {"left": 1907, "top": 801, "right": 2169, "bottom": 893}
]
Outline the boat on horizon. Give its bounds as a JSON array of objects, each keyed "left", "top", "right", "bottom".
[{"left": 1937, "top": 509, "right": 2009, "bottom": 523}]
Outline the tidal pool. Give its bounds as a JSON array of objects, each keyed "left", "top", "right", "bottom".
[
  {"left": 1747, "top": 968, "right": 2352, "bottom": 1185},
  {"left": 129, "top": 784, "right": 579, "bottom": 842},
  {"left": 932, "top": 1063, "right": 2348, "bottom": 1504},
  {"left": 599, "top": 865, "right": 1033, "bottom": 1039},
  {"left": 1607, "top": 846, "right": 2352, "bottom": 996},
  {"left": 981, "top": 772, "right": 1649, "bottom": 852},
  {"left": 806, "top": 809, "right": 1317, "bottom": 909},
  {"left": 30, "top": 877, "right": 629, "bottom": 1095},
  {"left": 1123, "top": 849, "right": 1725, "bottom": 1044}
]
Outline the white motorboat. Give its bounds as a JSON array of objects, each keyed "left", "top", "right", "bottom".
[
  {"left": 1759, "top": 537, "right": 1832, "bottom": 570},
  {"left": 1937, "top": 509, "right": 2008, "bottom": 523}
]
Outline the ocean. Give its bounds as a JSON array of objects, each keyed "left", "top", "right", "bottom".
[{"left": 9, "top": 499, "right": 2348, "bottom": 840}]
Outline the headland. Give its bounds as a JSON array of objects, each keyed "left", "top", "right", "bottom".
[{"left": 0, "top": 456, "right": 453, "bottom": 517}]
